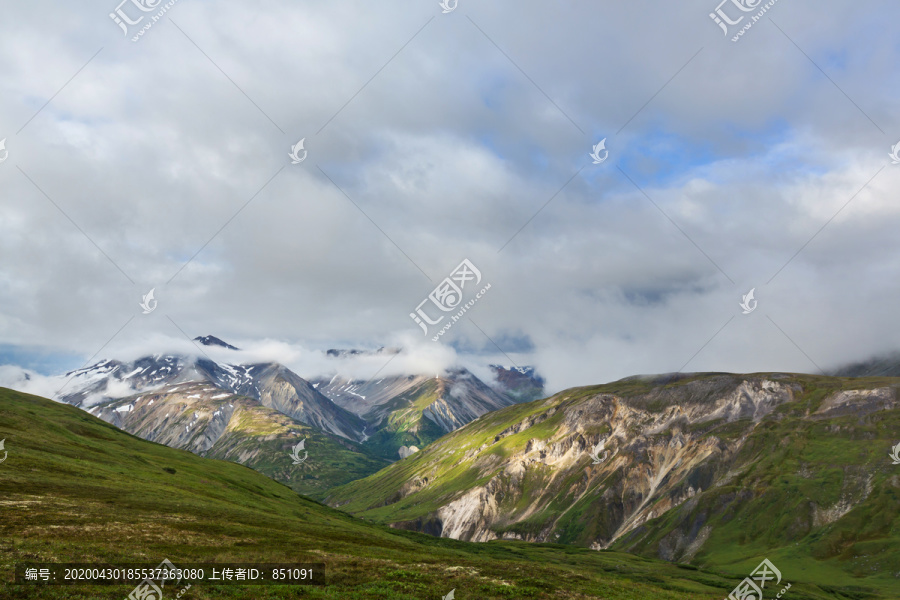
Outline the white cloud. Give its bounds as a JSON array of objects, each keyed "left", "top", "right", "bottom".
[
  {"left": 0, "top": 366, "right": 65, "bottom": 401},
  {"left": 1, "top": 0, "right": 899, "bottom": 394}
]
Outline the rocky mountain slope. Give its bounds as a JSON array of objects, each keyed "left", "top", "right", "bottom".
[
  {"left": 312, "top": 367, "right": 518, "bottom": 459},
  {"left": 51, "top": 337, "right": 542, "bottom": 486},
  {"left": 59, "top": 338, "right": 367, "bottom": 441},
  {"left": 85, "top": 379, "right": 387, "bottom": 497},
  {"left": 325, "top": 372, "right": 900, "bottom": 587},
  {"left": 197, "top": 358, "right": 367, "bottom": 440}
]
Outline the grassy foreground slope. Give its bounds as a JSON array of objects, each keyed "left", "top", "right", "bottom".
[{"left": 0, "top": 386, "right": 795, "bottom": 600}]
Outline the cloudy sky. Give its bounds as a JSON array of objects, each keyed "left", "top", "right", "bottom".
[{"left": 1, "top": 0, "right": 899, "bottom": 393}]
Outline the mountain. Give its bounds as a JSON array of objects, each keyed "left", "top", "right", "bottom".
[
  {"left": 325, "top": 372, "right": 900, "bottom": 594},
  {"left": 59, "top": 348, "right": 367, "bottom": 441},
  {"left": 1, "top": 385, "right": 819, "bottom": 600},
  {"left": 44, "top": 338, "right": 548, "bottom": 495},
  {"left": 51, "top": 343, "right": 381, "bottom": 493},
  {"left": 87, "top": 380, "right": 387, "bottom": 497},
  {"left": 58, "top": 355, "right": 190, "bottom": 407},
  {"left": 55, "top": 339, "right": 545, "bottom": 460},
  {"left": 194, "top": 334, "right": 240, "bottom": 350},
  {"left": 312, "top": 367, "right": 518, "bottom": 460},
  {"left": 196, "top": 358, "right": 367, "bottom": 440},
  {"left": 490, "top": 364, "right": 545, "bottom": 402}
]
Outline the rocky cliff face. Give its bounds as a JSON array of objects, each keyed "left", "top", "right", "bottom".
[
  {"left": 326, "top": 373, "right": 900, "bottom": 577},
  {"left": 200, "top": 360, "right": 367, "bottom": 440},
  {"left": 414, "top": 376, "right": 798, "bottom": 547}
]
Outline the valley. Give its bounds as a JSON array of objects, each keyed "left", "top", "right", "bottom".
[
  {"left": 48, "top": 337, "right": 541, "bottom": 496},
  {"left": 0, "top": 386, "right": 786, "bottom": 600},
  {"left": 4, "top": 340, "right": 899, "bottom": 598}
]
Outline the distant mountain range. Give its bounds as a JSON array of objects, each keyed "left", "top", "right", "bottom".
[
  {"left": 60, "top": 350, "right": 366, "bottom": 440},
  {"left": 47, "top": 335, "right": 544, "bottom": 493}
]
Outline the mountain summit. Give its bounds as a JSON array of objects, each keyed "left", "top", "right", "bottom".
[{"left": 193, "top": 335, "right": 240, "bottom": 350}]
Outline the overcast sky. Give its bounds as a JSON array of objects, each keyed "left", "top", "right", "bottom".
[{"left": 1, "top": 0, "right": 900, "bottom": 393}]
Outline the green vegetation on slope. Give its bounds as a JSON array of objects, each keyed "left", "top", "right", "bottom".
[
  {"left": 0, "top": 386, "right": 796, "bottom": 600},
  {"left": 326, "top": 373, "right": 900, "bottom": 599},
  {"left": 201, "top": 398, "right": 389, "bottom": 500},
  {"left": 618, "top": 375, "right": 900, "bottom": 594},
  {"left": 360, "top": 380, "right": 449, "bottom": 460}
]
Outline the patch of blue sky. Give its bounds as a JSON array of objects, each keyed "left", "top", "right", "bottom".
[{"left": 0, "top": 344, "right": 83, "bottom": 375}]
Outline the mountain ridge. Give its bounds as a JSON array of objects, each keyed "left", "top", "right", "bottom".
[
  {"left": 325, "top": 371, "right": 900, "bottom": 591},
  {"left": 48, "top": 339, "right": 545, "bottom": 488},
  {"left": 58, "top": 352, "right": 367, "bottom": 440}
]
